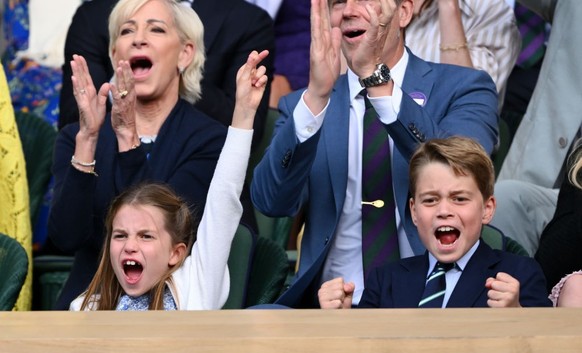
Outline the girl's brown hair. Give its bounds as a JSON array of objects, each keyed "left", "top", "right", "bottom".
[{"left": 80, "top": 182, "right": 196, "bottom": 310}]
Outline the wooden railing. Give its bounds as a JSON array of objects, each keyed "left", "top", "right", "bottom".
[{"left": 1, "top": 308, "right": 581, "bottom": 352}]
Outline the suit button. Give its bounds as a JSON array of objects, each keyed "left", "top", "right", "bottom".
[
  {"left": 324, "top": 237, "right": 329, "bottom": 244},
  {"left": 419, "top": 133, "right": 426, "bottom": 142},
  {"left": 281, "top": 149, "right": 292, "bottom": 168},
  {"left": 559, "top": 137, "right": 568, "bottom": 149},
  {"left": 408, "top": 123, "right": 418, "bottom": 133}
]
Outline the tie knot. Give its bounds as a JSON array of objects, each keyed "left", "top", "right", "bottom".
[
  {"left": 359, "top": 89, "right": 375, "bottom": 113},
  {"left": 435, "top": 262, "right": 455, "bottom": 273}
]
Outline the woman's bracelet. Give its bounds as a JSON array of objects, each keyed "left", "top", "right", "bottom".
[
  {"left": 71, "top": 155, "right": 98, "bottom": 176},
  {"left": 70, "top": 161, "right": 98, "bottom": 176},
  {"left": 439, "top": 42, "right": 468, "bottom": 52},
  {"left": 71, "top": 155, "right": 96, "bottom": 167}
]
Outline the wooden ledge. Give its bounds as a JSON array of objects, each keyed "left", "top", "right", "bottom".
[{"left": 1, "top": 308, "right": 581, "bottom": 352}]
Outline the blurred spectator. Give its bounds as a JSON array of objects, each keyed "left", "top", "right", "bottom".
[
  {"left": 406, "top": 0, "right": 520, "bottom": 109},
  {"left": 493, "top": 0, "right": 582, "bottom": 257},
  {"left": 0, "top": 62, "right": 32, "bottom": 310}
]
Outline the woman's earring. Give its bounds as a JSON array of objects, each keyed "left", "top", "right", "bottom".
[{"left": 178, "top": 66, "right": 185, "bottom": 75}]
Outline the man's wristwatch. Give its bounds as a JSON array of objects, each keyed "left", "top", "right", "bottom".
[{"left": 359, "top": 63, "right": 391, "bottom": 88}]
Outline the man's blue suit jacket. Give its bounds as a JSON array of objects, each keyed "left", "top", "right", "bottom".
[
  {"left": 251, "top": 50, "right": 499, "bottom": 308},
  {"left": 359, "top": 240, "right": 552, "bottom": 308}
]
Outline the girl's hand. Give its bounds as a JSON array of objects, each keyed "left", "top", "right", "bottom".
[{"left": 232, "top": 50, "right": 270, "bottom": 130}]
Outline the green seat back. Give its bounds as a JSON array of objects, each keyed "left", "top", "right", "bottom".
[
  {"left": 245, "top": 236, "right": 289, "bottom": 306},
  {"left": 254, "top": 209, "right": 293, "bottom": 250},
  {"left": 481, "top": 224, "right": 529, "bottom": 256},
  {"left": 222, "top": 224, "right": 255, "bottom": 309},
  {"left": 14, "top": 112, "right": 57, "bottom": 226},
  {"left": 0, "top": 233, "right": 29, "bottom": 310},
  {"left": 32, "top": 255, "right": 73, "bottom": 310}
]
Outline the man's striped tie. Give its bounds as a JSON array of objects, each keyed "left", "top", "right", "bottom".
[{"left": 361, "top": 91, "right": 399, "bottom": 280}]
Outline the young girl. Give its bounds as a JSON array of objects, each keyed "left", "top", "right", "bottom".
[
  {"left": 546, "top": 152, "right": 582, "bottom": 308},
  {"left": 69, "top": 49, "right": 269, "bottom": 310}
]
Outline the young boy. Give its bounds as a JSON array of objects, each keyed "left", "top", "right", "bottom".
[{"left": 318, "top": 136, "right": 552, "bottom": 309}]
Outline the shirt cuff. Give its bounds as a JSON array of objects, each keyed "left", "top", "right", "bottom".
[
  {"left": 368, "top": 84, "right": 402, "bottom": 125},
  {"left": 293, "top": 90, "right": 329, "bottom": 143}
]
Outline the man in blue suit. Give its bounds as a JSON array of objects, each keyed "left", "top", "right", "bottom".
[
  {"left": 318, "top": 137, "right": 551, "bottom": 309},
  {"left": 251, "top": 0, "right": 498, "bottom": 308}
]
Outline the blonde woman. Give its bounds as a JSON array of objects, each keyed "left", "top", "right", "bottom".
[{"left": 537, "top": 148, "right": 582, "bottom": 307}]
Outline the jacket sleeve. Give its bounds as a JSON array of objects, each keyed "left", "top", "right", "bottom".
[
  {"left": 179, "top": 128, "right": 251, "bottom": 309},
  {"left": 517, "top": 257, "right": 553, "bottom": 307},
  {"left": 358, "top": 267, "right": 385, "bottom": 308},
  {"left": 48, "top": 126, "right": 100, "bottom": 253},
  {"left": 250, "top": 92, "right": 318, "bottom": 217}
]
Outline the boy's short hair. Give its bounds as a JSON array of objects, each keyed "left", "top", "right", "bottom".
[{"left": 409, "top": 136, "right": 494, "bottom": 199}]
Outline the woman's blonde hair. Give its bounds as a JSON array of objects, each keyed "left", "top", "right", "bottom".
[
  {"left": 108, "top": 0, "right": 205, "bottom": 103},
  {"left": 80, "top": 182, "right": 196, "bottom": 310},
  {"left": 569, "top": 147, "right": 582, "bottom": 189}
]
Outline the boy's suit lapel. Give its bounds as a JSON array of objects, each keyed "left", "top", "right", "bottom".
[
  {"left": 394, "top": 255, "right": 430, "bottom": 307},
  {"left": 447, "top": 241, "right": 501, "bottom": 307}
]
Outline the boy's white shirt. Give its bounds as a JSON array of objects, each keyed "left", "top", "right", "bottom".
[{"left": 70, "top": 127, "right": 252, "bottom": 310}]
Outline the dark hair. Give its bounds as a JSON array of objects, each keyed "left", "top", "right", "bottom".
[
  {"left": 81, "top": 182, "right": 196, "bottom": 310},
  {"left": 409, "top": 136, "right": 494, "bottom": 199}
]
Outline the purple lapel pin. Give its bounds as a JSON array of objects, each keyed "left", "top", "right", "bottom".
[{"left": 409, "top": 92, "right": 427, "bottom": 107}]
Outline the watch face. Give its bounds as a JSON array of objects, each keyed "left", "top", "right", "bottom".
[
  {"left": 379, "top": 64, "right": 391, "bottom": 80},
  {"left": 360, "top": 64, "right": 391, "bottom": 87}
]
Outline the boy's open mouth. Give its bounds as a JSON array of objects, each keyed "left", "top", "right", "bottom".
[{"left": 435, "top": 226, "right": 460, "bottom": 245}]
